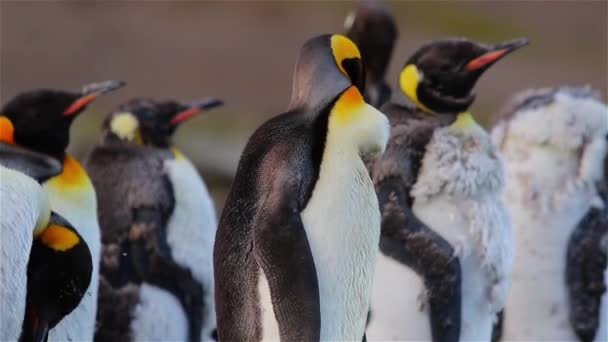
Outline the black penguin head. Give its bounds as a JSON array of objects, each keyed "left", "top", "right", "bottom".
[
  {"left": 21, "top": 213, "right": 92, "bottom": 342},
  {"left": 400, "top": 37, "right": 528, "bottom": 114},
  {"left": 0, "top": 80, "right": 125, "bottom": 160},
  {"left": 344, "top": 2, "right": 397, "bottom": 86},
  {"left": 289, "top": 34, "right": 364, "bottom": 111},
  {"left": 103, "top": 97, "right": 223, "bottom": 148}
]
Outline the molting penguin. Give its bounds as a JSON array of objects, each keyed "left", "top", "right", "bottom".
[
  {"left": 491, "top": 86, "right": 607, "bottom": 342},
  {"left": 0, "top": 143, "right": 92, "bottom": 342},
  {"left": 344, "top": 1, "right": 397, "bottom": 109},
  {"left": 213, "top": 34, "right": 390, "bottom": 341},
  {"left": 365, "top": 37, "right": 527, "bottom": 341},
  {"left": 0, "top": 140, "right": 60, "bottom": 340},
  {"left": 0, "top": 81, "right": 125, "bottom": 341},
  {"left": 85, "top": 97, "right": 223, "bottom": 342}
]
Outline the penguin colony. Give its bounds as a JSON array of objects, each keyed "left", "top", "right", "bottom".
[{"left": 0, "top": 2, "right": 605, "bottom": 342}]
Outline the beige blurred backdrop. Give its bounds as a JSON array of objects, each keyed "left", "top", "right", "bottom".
[{"left": 1, "top": 0, "right": 606, "bottom": 214}]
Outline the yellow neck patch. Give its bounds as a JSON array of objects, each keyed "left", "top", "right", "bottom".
[
  {"left": 400, "top": 65, "right": 433, "bottom": 113},
  {"left": 110, "top": 112, "right": 142, "bottom": 144},
  {"left": 171, "top": 147, "right": 184, "bottom": 160},
  {"left": 50, "top": 155, "right": 90, "bottom": 188},
  {"left": 331, "top": 86, "right": 365, "bottom": 125},
  {"left": 450, "top": 111, "right": 477, "bottom": 130},
  {"left": 330, "top": 35, "right": 361, "bottom": 77},
  {"left": 0, "top": 116, "right": 15, "bottom": 144},
  {"left": 38, "top": 224, "right": 79, "bottom": 251}
]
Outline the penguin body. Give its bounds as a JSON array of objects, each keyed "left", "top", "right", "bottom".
[
  {"left": 491, "top": 87, "right": 607, "bottom": 341},
  {"left": 366, "top": 38, "right": 527, "bottom": 341},
  {"left": 214, "top": 34, "right": 389, "bottom": 341},
  {"left": 87, "top": 98, "right": 222, "bottom": 342},
  {"left": 0, "top": 81, "right": 125, "bottom": 341},
  {"left": 0, "top": 142, "right": 59, "bottom": 341}
]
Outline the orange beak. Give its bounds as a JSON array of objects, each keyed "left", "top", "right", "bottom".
[
  {"left": 465, "top": 38, "right": 529, "bottom": 71},
  {"left": 63, "top": 80, "right": 126, "bottom": 116},
  {"left": 170, "top": 98, "right": 223, "bottom": 125},
  {"left": 63, "top": 93, "right": 98, "bottom": 116}
]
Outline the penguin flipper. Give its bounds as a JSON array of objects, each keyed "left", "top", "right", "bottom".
[
  {"left": 0, "top": 141, "right": 62, "bottom": 182},
  {"left": 252, "top": 172, "right": 320, "bottom": 342},
  {"left": 128, "top": 206, "right": 204, "bottom": 342},
  {"left": 566, "top": 203, "right": 607, "bottom": 342},
  {"left": 376, "top": 176, "right": 462, "bottom": 342}
]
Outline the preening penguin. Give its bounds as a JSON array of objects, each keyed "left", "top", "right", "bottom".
[
  {"left": 213, "top": 34, "right": 389, "bottom": 341},
  {"left": 85, "top": 97, "right": 223, "bottom": 342},
  {"left": 365, "top": 37, "right": 527, "bottom": 341},
  {"left": 0, "top": 81, "right": 125, "bottom": 341},
  {"left": 491, "top": 86, "right": 607, "bottom": 342},
  {"left": 0, "top": 142, "right": 60, "bottom": 341},
  {"left": 344, "top": 1, "right": 397, "bottom": 108}
]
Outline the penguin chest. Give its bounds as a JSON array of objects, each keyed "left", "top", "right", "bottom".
[
  {"left": 300, "top": 153, "right": 381, "bottom": 340},
  {"left": 42, "top": 156, "right": 100, "bottom": 341},
  {"left": 164, "top": 151, "right": 217, "bottom": 338},
  {"left": 411, "top": 127, "right": 512, "bottom": 340}
]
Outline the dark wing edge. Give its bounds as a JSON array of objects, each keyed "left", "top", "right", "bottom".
[
  {"left": 566, "top": 199, "right": 608, "bottom": 342},
  {"left": 0, "top": 141, "right": 62, "bottom": 182},
  {"left": 252, "top": 170, "right": 320, "bottom": 342},
  {"left": 376, "top": 176, "right": 462, "bottom": 342}
]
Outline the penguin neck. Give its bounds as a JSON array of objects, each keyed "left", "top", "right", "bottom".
[{"left": 449, "top": 111, "right": 479, "bottom": 132}]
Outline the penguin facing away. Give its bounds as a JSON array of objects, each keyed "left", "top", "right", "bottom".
[
  {"left": 0, "top": 80, "right": 125, "bottom": 341},
  {"left": 0, "top": 142, "right": 92, "bottom": 342},
  {"left": 0, "top": 141, "right": 60, "bottom": 341},
  {"left": 365, "top": 37, "right": 527, "bottom": 341},
  {"left": 344, "top": 1, "right": 397, "bottom": 109},
  {"left": 491, "top": 86, "right": 607, "bottom": 342},
  {"left": 85, "top": 97, "right": 222, "bottom": 342},
  {"left": 213, "top": 34, "right": 389, "bottom": 342}
]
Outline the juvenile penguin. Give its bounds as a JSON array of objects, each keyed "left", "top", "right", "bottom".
[
  {"left": 86, "top": 97, "right": 223, "bottom": 342},
  {"left": 0, "top": 141, "right": 60, "bottom": 340},
  {"left": 0, "top": 142, "right": 92, "bottom": 342},
  {"left": 365, "top": 37, "right": 527, "bottom": 341},
  {"left": 344, "top": 1, "right": 397, "bottom": 108},
  {"left": 213, "top": 34, "right": 390, "bottom": 341},
  {"left": 491, "top": 86, "right": 607, "bottom": 342},
  {"left": 0, "top": 80, "right": 125, "bottom": 341}
]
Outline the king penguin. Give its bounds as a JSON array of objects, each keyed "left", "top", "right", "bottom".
[
  {"left": 365, "top": 37, "right": 528, "bottom": 341},
  {"left": 0, "top": 142, "right": 92, "bottom": 342},
  {"left": 0, "top": 80, "right": 125, "bottom": 341},
  {"left": 491, "top": 86, "right": 607, "bottom": 342},
  {"left": 213, "top": 34, "right": 390, "bottom": 341},
  {"left": 85, "top": 97, "right": 223, "bottom": 342},
  {"left": 344, "top": 1, "right": 397, "bottom": 109}
]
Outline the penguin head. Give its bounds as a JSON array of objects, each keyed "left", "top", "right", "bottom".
[
  {"left": 22, "top": 212, "right": 92, "bottom": 342},
  {"left": 103, "top": 97, "right": 223, "bottom": 148},
  {"left": 0, "top": 80, "right": 125, "bottom": 160},
  {"left": 400, "top": 37, "right": 528, "bottom": 114},
  {"left": 344, "top": 1, "right": 397, "bottom": 92},
  {"left": 289, "top": 34, "right": 364, "bottom": 110}
]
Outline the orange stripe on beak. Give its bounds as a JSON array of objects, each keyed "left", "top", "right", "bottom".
[
  {"left": 63, "top": 93, "right": 98, "bottom": 116},
  {"left": 465, "top": 49, "right": 509, "bottom": 71},
  {"left": 170, "top": 108, "right": 202, "bottom": 125}
]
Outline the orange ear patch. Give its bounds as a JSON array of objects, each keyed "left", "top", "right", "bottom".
[
  {"left": 39, "top": 224, "right": 79, "bottom": 251},
  {"left": 0, "top": 116, "right": 15, "bottom": 144}
]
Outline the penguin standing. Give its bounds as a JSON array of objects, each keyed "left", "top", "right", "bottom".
[
  {"left": 85, "top": 97, "right": 223, "bottom": 342},
  {"left": 213, "top": 34, "right": 389, "bottom": 341},
  {"left": 0, "top": 142, "right": 92, "bottom": 341},
  {"left": 365, "top": 38, "right": 527, "bottom": 341},
  {"left": 0, "top": 80, "right": 125, "bottom": 341},
  {"left": 344, "top": 1, "right": 397, "bottom": 109},
  {"left": 491, "top": 87, "right": 607, "bottom": 341}
]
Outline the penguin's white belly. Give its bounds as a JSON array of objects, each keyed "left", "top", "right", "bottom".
[
  {"left": 300, "top": 156, "right": 381, "bottom": 341},
  {"left": 501, "top": 145, "right": 594, "bottom": 340},
  {"left": 165, "top": 153, "right": 218, "bottom": 339},
  {"left": 0, "top": 167, "right": 46, "bottom": 341},
  {"left": 43, "top": 176, "right": 100, "bottom": 341},
  {"left": 413, "top": 196, "right": 499, "bottom": 341},
  {"left": 367, "top": 253, "right": 430, "bottom": 341},
  {"left": 130, "top": 283, "right": 188, "bottom": 341}
]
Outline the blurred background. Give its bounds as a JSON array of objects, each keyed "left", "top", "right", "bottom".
[{"left": 1, "top": 1, "right": 606, "bottom": 214}]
